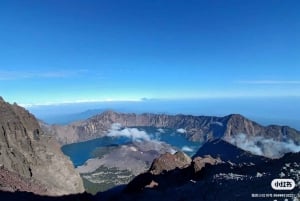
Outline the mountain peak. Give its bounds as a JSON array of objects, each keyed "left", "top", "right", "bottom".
[
  {"left": 227, "top": 113, "right": 244, "bottom": 118},
  {"left": 225, "top": 113, "right": 253, "bottom": 124},
  {"left": 102, "top": 110, "right": 118, "bottom": 115}
]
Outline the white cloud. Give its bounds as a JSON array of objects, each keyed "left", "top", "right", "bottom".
[
  {"left": 181, "top": 146, "right": 194, "bottom": 152},
  {"left": 237, "top": 80, "right": 300, "bottom": 85},
  {"left": 20, "top": 98, "right": 143, "bottom": 108},
  {"left": 176, "top": 128, "right": 186, "bottom": 134},
  {"left": 229, "top": 133, "right": 300, "bottom": 158},
  {"left": 157, "top": 128, "right": 165, "bottom": 133},
  {"left": 0, "top": 69, "right": 88, "bottom": 80},
  {"left": 107, "top": 127, "right": 150, "bottom": 141},
  {"left": 110, "top": 123, "right": 122, "bottom": 130},
  {"left": 211, "top": 122, "right": 223, "bottom": 127}
]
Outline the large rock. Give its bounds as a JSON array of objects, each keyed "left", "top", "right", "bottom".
[
  {"left": 149, "top": 151, "right": 192, "bottom": 175},
  {"left": 124, "top": 151, "right": 193, "bottom": 193},
  {"left": 0, "top": 97, "right": 84, "bottom": 195},
  {"left": 192, "top": 155, "right": 222, "bottom": 173}
]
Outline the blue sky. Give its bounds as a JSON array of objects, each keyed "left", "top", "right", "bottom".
[{"left": 1, "top": 0, "right": 300, "bottom": 106}]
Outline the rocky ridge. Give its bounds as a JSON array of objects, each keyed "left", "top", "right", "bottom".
[
  {"left": 106, "top": 139, "right": 300, "bottom": 201},
  {"left": 0, "top": 97, "right": 84, "bottom": 195},
  {"left": 44, "top": 111, "right": 300, "bottom": 145}
]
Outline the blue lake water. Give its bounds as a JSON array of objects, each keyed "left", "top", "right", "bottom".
[{"left": 61, "top": 127, "right": 202, "bottom": 167}]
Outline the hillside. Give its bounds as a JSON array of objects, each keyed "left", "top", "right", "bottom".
[{"left": 0, "top": 97, "right": 84, "bottom": 195}]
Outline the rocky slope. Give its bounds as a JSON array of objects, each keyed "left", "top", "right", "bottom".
[
  {"left": 0, "top": 97, "right": 84, "bottom": 195},
  {"left": 77, "top": 140, "right": 176, "bottom": 194},
  {"left": 44, "top": 111, "right": 300, "bottom": 146},
  {"left": 102, "top": 139, "right": 300, "bottom": 201},
  {"left": 0, "top": 166, "right": 48, "bottom": 194}
]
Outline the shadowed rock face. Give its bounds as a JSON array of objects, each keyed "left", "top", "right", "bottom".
[
  {"left": 0, "top": 191, "right": 94, "bottom": 201},
  {"left": 0, "top": 97, "right": 84, "bottom": 195},
  {"left": 107, "top": 140, "right": 300, "bottom": 201},
  {"left": 43, "top": 111, "right": 300, "bottom": 146},
  {"left": 123, "top": 151, "right": 221, "bottom": 194},
  {"left": 193, "top": 139, "right": 269, "bottom": 164}
]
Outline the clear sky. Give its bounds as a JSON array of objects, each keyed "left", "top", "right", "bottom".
[{"left": 1, "top": 0, "right": 300, "bottom": 106}]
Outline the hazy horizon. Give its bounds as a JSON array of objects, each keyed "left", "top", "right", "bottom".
[{"left": 25, "top": 97, "right": 300, "bottom": 130}]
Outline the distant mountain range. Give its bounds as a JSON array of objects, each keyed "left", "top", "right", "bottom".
[
  {"left": 42, "top": 110, "right": 300, "bottom": 149},
  {"left": 39, "top": 109, "right": 105, "bottom": 125}
]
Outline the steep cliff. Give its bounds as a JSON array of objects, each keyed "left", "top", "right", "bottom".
[
  {"left": 0, "top": 97, "right": 84, "bottom": 195},
  {"left": 45, "top": 110, "right": 300, "bottom": 146}
]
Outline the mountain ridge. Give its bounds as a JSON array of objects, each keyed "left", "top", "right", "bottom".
[{"left": 43, "top": 110, "right": 300, "bottom": 146}]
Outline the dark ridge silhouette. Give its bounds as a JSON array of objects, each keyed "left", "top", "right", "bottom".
[
  {"left": 0, "top": 191, "right": 95, "bottom": 201},
  {"left": 193, "top": 139, "right": 269, "bottom": 164},
  {"left": 102, "top": 140, "right": 300, "bottom": 201}
]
